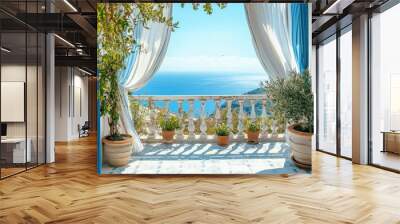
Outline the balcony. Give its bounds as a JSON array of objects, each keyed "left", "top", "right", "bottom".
[
  {"left": 102, "top": 95, "right": 308, "bottom": 174},
  {"left": 131, "top": 95, "right": 286, "bottom": 142}
]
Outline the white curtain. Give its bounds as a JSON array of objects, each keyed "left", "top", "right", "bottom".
[
  {"left": 102, "top": 4, "right": 172, "bottom": 153},
  {"left": 120, "top": 4, "right": 172, "bottom": 153},
  {"left": 245, "top": 3, "right": 298, "bottom": 79}
]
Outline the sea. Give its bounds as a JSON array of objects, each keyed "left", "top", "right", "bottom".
[{"left": 133, "top": 71, "right": 267, "bottom": 116}]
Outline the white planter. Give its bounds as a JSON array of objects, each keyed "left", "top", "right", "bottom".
[
  {"left": 103, "top": 135, "right": 133, "bottom": 167},
  {"left": 287, "top": 125, "right": 312, "bottom": 168}
]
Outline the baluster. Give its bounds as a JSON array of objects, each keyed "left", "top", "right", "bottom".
[
  {"left": 188, "top": 100, "right": 195, "bottom": 140},
  {"left": 261, "top": 100, "right": 268, "bottom": 140},
  {"left": 272, "top": 119, "right": 277, "bottom": 138},
  {"left": 237, "top": 99, "right": 245, "bottom": 139},
  {"left": 200, "top": 99, "right": 207, "bottom": 140},
  {"left": 227, "top": 99, "right": 233, "bottom": 138},
  {"left": 147, "top": 98, "right": 156, "bottom": 139},
  {"left": 250, "top": 99, "right": 256, "bottom": 121},
  {"left": 177, "top": 100, "right": 184, "bottom": 141},
  {"left": 284, "top": 121, "right": 289, "bottom": 142},
  {"left": 215, "top": 99, "right": 221, "bottom": 123},
  {"left": 164, "top": 99, "right": 170, "bottom": 117}
]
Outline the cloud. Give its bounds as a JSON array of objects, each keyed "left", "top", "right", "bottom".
[{"left": 159, "top": 56, "right": 265, "bottom": 74}]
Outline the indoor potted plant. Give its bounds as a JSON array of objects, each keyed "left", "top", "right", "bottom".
[
  {"left": 246, "top": 120, "right": 261, "bottom": 144},
  {"left": 264, "top": 70, "right": 313, "bottom": 168},
  {"left": 215, "top": 123, "right": 230, "bottom": 146},
  {"left": 97, "top": 4, "right": 137, "bottom": 167},
  {"left": 160, "top": 116, "right": 180, "bottom": 143}
]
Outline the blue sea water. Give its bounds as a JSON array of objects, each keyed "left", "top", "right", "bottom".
[{"left": 133, "top": 72, "right": 267, "bottom": 116}]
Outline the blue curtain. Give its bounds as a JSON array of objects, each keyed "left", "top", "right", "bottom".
[{"left": 291, "top": 3, "right": 309, "bottom": 73}]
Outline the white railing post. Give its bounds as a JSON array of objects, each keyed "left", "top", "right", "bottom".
[
  {"left": 215, "top": 99, "right": 221, "bottom": 124},
  {"left": 200, "top": 99, "right": 207, "bottom": 140},
  {"left": 129, "top": 95, "right": 273, "bottom": 143},
  {"left": 164, "top": 99, "right": 170, "bottom": 118},
  {"left": 261, "top": 100, "right": 268, "bottom": 141},
  {"left": 272, "top": 119, "right": 277, "bottom": 138},
  {"left": 177, "top": 100, "right": 184, "bottom": 141},
  {"left": 226, "top": 99, "right": 233, "bottom": 138},
  {"left": 250, "top": 99, "right": 256, "bottom": 121},
  {"left": 147, "top": 97, "right": 156, "bottom": 139},
  {"left": 237, "top": 99, "right": 245, "bottom": 139},
  {"left": 188, "top": 99, "right": 195, "bottom": 140}
]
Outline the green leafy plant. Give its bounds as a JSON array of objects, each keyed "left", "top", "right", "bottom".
[
  {"left": 180, "top": 3, "right": 226, "bottom": 14},
  {"left": 98, "top": 3, "right": 225, "bottom": 140},
  {"left": 130, "top": 100, "right": 147, "bottom": 133},
  {"left": 215, "top": 123, "right": 230, "bottom": 136},
  {"left": 97, "top": 3, "right": 177, "bottom": 140},
  {"left": 263, "top": 70, "right": 313, "bottom": 133},
  {"left": 160, "top": 116, "right": 180, "bottom": 131},
  {"left": 247, "top": 120, "right": 261, "bottom": 132}
]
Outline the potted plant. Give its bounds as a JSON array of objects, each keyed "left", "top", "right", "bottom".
[
  {"left": 246, "top": 120, "right": 261, "bottom": 144},
  {"left": 98, "top": 4, "right": 138, "bottom": 167},
  {"left": 98, "top": 4, "right": 177, "bottom": 167},
  {"left": 264, "top": 70, "right": 313, "bottom": 168},
  {"left": 160, "top": 116, "right": 180, "bottom": 143},
  {"left": 97, "top": 4, "right": 225, "bottom": 167},
  {"left": 215, "top": 123, "right": 230, "bottom": 146}
]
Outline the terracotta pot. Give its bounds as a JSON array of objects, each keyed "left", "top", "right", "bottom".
[
  {"left": 216, "top": 135, "right": 229, "bottom": 146},
  {"left": 103, "top": 135, "right": 133, "bottom": 167},
  {"left": 162, "top": 130, "right": 175, "bottom": 143},
  {"left": 287, "top": 125, "right": 312, "bottom": 168},
  {"left": 247, "top": 131, "right": 260, "bottom": 143}
]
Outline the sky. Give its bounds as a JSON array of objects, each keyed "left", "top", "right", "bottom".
[{"left": 157, "top": 3, "right": 265, "bottom": 74}]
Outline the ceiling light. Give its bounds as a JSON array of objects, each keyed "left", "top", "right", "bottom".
[
  {"left": 1, "top": 47, "right": 11, "bottom": 53},
  {"left": 54, "top": 34, "right": 75, "bottom": 48},
  {"left": 63, "top": 0, "right": 78, "bottom": 12},
  {"left": 78, "top": 67, "right": 93, "bottom": 76}
]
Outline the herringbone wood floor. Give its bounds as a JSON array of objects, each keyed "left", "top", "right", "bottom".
[{"left": 1, "top": 135, "right": 400, "bottom": 224}]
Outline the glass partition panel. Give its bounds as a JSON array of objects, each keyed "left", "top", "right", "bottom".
[
  {"left": 339, "top": 29, "right": 352, "bottom": 158},
  {"left": 27, "top": 31, "right": 38, "bottom": 169},
  {"left": 371, "top": 4, "right": 400, "bottom": 171},
  {"left": 1, "top": 31, "right": 27, "bottom": 177},
  {"left": 317, "top": 36, "right": 337, "bottom": 154},
  {"left": 0, "top": 0, "right": 46, "bottom": 179}
]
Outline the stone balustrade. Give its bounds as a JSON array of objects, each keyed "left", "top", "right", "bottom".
[{"left": 130, "top": 95, "right": 286, "bottom": 143}]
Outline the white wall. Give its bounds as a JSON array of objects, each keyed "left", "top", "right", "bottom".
[
  {"left": 1, "top": 65, "right": 26, "bottom": 139},
  {"left": 54, "top": 67, "right": 89, "bottom": 141},
  {"left": 55, "top": 67, "right": 70, "bottom": 141},
  {"left": 71, "top": 72, "right": 89, "bottom": 139},
  {"left": 1, "top": 65, "right": 38, "bottom": 138}
]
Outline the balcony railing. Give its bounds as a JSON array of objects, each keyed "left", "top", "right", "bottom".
[{"left": 130, "top": 95, "right": 286, "bottom": 143}]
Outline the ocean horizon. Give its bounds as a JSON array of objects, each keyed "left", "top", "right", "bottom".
[{"left": 133, "top": 71, "right": 267, "bottom": 116}]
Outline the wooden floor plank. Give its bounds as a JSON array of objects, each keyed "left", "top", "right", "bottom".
[{"left": 1, "top": 135, "right": 400, "bottom": 223}]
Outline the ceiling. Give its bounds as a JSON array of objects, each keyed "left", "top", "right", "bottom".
[
  {"left": 0, "top": 0, "right": 396, "bottom": 74},
  {"left": 311, "top": 0, "right": 391, "bottom": 44},
  {"left": 0, "top": 0, "right": 96, "bottom": 74}
]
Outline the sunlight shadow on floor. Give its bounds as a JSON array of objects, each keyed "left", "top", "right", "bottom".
[{"left": 102, "top": 142, "right": 310, "bottom": 175}]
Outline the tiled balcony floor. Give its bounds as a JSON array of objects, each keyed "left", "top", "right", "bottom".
[{"left": 102, "top": 142, "right": 309, "bottom": 174}]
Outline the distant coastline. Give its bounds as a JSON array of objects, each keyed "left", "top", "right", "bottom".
[{"left": 134, "top": 72, "right": 267, "bottom": 116}]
